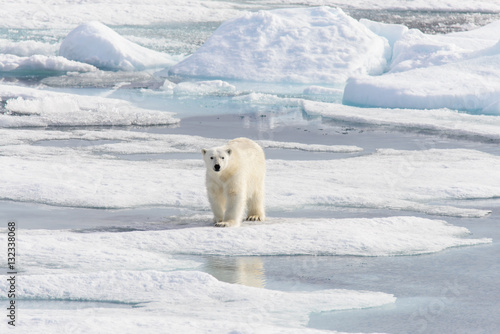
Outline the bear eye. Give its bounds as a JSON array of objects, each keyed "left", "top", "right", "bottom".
[
  {"left": 221, "top": 157, "right": 225, "bottom": 160},
  {"left": 210, "top": 157, "right": 214, "bottom": 160}
]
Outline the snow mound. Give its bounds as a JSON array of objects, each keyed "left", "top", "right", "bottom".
[
  {"left": 169, "top": 7, "right": 390, "bottom": 83},
  {"left": 59, "top": 21, "right": 176, "bottom": 71},
  {"left": 0, "top": 54, "right": 96, "bottom": 73},
  {"left": 0, "top": 270, "right": 395, "bottom": 332},
  {"left": 0, "top": 84, "right": 178, "bottom": 127}
]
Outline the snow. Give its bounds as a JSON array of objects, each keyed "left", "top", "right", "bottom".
[
  {"left": 59, "top": 22, "right": 177, "bottom": 71},
  {"left": 0, "top": 84, "right": 179, "bottom": 127},
  {"left": 169, "top": 7, "right": 391, "bottom": 83}
]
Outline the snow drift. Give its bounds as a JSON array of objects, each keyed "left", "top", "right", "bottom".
[{"left": 169, "top": 7, "right": 391, "bottom": 83}]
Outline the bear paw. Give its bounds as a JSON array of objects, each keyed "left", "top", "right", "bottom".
[
  {"left": 246, "top": 215, "right": 263, "bottom": 221},
  {"left": 214, "top": 220, "right": 240, "bottom": 227}
]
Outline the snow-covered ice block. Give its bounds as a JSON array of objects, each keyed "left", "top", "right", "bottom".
[
  {"left": 59, "top": 21, "right": 176, "bottom": 71},
  {"left": 169, "top": 7, "right": 390, "bottom": 83},
  {"left": 343, "top": 18, "right": 500, "bottom": 113},
  {"left": 342, "top": 52, "right": 500, "bottom": 113},
  {"left": 0, "top": 84, "right": 178, "bottom": 127}
]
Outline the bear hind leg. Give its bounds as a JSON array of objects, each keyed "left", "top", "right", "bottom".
[{"left": 246, "top": 194, "right": 265, "bottom": 222}]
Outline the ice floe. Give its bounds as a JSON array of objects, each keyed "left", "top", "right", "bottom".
[
  {"left": 169, "top": 7, "right": 391, "bottom": 83},
  {"left": 0, "top": 270, "right": 395, "bottom": 333},
  {"left": 59, "top": 22, "right": 177, "bottom": 71},
  {"left": 303, "top": 100, "right": 500, "bottom": 140},
  {"left": 0, "top": 84, "right": 178, "bottom": 127},
  {"left": 3, "top": 216, "right": 488, "bottom": 259}
]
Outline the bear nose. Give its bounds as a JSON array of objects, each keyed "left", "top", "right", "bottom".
[{"left": 214, "top": 164, "right": 221, "bottom": 172}]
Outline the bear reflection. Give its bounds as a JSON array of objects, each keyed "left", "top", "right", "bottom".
[{"left": 204, "top": 256, "right": 265, "bottom": 288}]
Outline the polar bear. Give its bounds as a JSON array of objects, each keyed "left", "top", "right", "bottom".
[{"left": 202, "top": 137, "right": 265, "bottom": 227}]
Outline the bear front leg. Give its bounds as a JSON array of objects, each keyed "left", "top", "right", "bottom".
[
  {"left": 246, "top": 195, "right": 265, "bottom": 222},
  {"left": 246, "top": 178, "right": 265, "bottom": 222},
  {"left": 217, "top": 186, "right": 245, "bottom": 227},
  {"left": 207, "top": 182, "right": 225, "bottom": 224}
]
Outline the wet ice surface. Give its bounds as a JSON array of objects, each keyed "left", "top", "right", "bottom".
[{"left": 1, "top": 2, "right": 500, "bottom": 333}]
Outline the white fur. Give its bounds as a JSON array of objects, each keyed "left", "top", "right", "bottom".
[{"left": 202, "top": 137, "right": 265, "bottom": 227}]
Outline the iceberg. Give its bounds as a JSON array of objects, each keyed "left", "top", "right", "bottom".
[
  {"left": 169, "top": 7, "right": 391, "bottom": 83},
  {"left": 59, "top": 21, "right": 177, "bottom": 71}
]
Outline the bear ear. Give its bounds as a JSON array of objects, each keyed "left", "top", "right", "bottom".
[
  {"left": 201, "top": 148, "right": 207, "bottom": 155},
  {"left": 226, "top": 149, "right": 232, "bottom": 155}
]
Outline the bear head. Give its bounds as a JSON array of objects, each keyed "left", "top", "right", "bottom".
[{"left": 202, "top": 146, "right": 232, "bottom": 173}]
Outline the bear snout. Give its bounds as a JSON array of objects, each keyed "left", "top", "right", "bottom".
[{"left": 214, "top": 164, "right": 221, "bottom": 172}]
